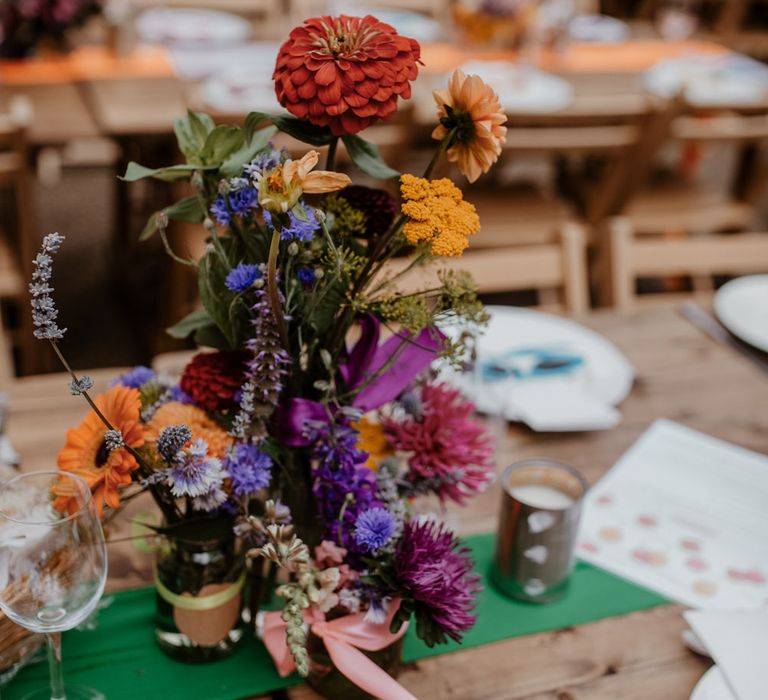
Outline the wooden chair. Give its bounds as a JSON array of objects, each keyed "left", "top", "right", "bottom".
[
  {"left": 607, "top": 216, "right": 768, "bottom": 310},
  {"left": 378, "top": 222, "right": 589, "bottom": 315},
  {"left": 0, "top": 114, "right": 38, "bottom": 382}
]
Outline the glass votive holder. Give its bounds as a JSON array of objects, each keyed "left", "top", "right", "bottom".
[{"left": 491, "top": 459, "right": 588, "bottom": 603}]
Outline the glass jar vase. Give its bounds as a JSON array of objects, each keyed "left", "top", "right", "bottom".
[
  {"left": 306, "top": 631, "right": 404, "bottom": 700},
  {"left": 154, "top": 532, "right": 246, "bottom": 663}
]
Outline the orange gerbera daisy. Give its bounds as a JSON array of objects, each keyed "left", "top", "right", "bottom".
[
  {"left": 145, "top": 401, "right": 230, "bottom": 460},
  {"left": 352, "top": 417, "right": 393, "bottom": 470},
  {"left": 56, "top": 385, "right": 144, "bottom": 516},
  {"left": 432, "top": 69, "right": 508, "bottom": 183}
]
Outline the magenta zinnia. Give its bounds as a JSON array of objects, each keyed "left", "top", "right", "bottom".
[
  {"left": 394, "top": 519, "right": 480, "bottom": 646},
  {"left": 383, "top": 382, "right": 494, "bottom": 504}
]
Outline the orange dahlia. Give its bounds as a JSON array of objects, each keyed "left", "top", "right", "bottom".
[
  {"left": 145, "top": 402, "right": 230, "bottom": 460},
  {"left": 56, "top": 385, "right": 144, "bottom": 516},
  {"left": 273, "top": 15, "right": 421, "bottom": 136},
  {"left": 432, "top": 69, "right": 508, "bottom": 183}
]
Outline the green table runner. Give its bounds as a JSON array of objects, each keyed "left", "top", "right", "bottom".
[{"left": 4, "top": 533, "right": 666, "bottom": 699}]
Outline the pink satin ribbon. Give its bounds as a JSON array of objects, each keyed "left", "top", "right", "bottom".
[{"left": 262, "top": 600, "right": 417, "bottom": 700}]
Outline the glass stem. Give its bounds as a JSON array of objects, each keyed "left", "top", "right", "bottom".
[{"left": 46, "top": 633, "right": 65, "bottom": 700}]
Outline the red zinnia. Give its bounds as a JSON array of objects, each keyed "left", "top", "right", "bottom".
[
  {"left": 180, "top": 351, "right": 249, "bottom": 415},
  {"left": 273, "top": 15, "right": 421, "bottom": 137}
]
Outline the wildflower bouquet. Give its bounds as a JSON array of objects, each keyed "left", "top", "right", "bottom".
[
  {"left": 0, "top": 0, "right": 101, "bottom": 59},
  {"left": 34, "top": 13, "right": 508, "bottom": 696}
]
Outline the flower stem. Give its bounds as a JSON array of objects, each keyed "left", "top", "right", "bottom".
[
  {"left": 325, "top": 137, "right": 339, "bottom": 171},
  {"left": 423, "top": 129, "right": 455, "bottom": 180},
  {"left": 267, "top": 229, "right": 290, "bottom": 349}
]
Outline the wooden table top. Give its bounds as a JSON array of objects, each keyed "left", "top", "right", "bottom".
[{"left": 4, "top": 303, "right": 765, "bottom": 698}]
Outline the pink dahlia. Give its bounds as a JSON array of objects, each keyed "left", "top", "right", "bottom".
[
  {"left": 273, "top": 15, "right": 421, "bottom": 136},
  {"left": 383, "top": 382, "right": 494, "bottom": 504}
]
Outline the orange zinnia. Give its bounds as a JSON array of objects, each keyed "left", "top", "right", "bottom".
[
  {"left": 432, "top": 69, "right": 508, "bottom": 183},
  {"left": 145, "top": 401, "right": 230, "bottom": 460},
  {"left": 56, "top": 385, "right": 144, "bottom": 516}
]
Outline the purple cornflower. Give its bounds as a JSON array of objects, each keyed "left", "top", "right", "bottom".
[
  {"left": 280, "top": 208, "right": 319, "bottom": 242},
  {"left": 224, "top": 443, "right": 272, "bottom": 497},
  {"left": 354, "top": 507, "right": 395, "bottom": 554},
  {"left": 112, "top": 365, "right": 155, "bottom": 389},
  {"left": 244, "top": 148, "right": 283, "bottom": 178},
  {"left": 169, "top": 384, "right": 193, "bottom": 404},
  {"left": 225, "top": 263, "right": 262, "bottom": 293},
  {"left": 297, "top": 268, "right": 316, "bottom": 285},
  {"left": 307, "top": 419, "right": 382, "bottom": 552},
  {"left": 167, "top": 438, "right": 225, "bottom": 499},
  {"left": 210, "top": 196, "right": 231, "bottom": 225},
  {"left": 393, "top": 518, "right": 480, "bottom": 644}
]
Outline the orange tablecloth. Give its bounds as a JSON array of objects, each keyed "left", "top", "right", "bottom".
[
  {"left": 420, "top": 39, "right": 729, "bottom": 74},
  {"left": 0, "top": 45, "right": 173, "bottom": 85}
]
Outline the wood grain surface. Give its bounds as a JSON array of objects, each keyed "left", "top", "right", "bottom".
[{"left": 5, "top": 304, "right": 765, "bottom": 698}]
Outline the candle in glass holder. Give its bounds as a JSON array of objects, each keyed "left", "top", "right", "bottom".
[{"left": 492, "top": 459, "right": 588, "bottom": 603}]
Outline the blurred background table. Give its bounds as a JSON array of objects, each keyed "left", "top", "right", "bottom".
[{"left": 5, "top": 302, "right": 766, "bottom": 698}]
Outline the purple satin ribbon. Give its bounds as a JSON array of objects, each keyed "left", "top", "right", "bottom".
[{"left": 272, "top": 317, "right": 444, "bottom": 446}]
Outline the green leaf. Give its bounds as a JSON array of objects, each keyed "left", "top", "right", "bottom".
[
  {"left": 245, "top": 111, "right": 335, "bottom": 147},
  {"left": 166, "top": 309, "right": 212, "bottom": 339},
  {"left": 220, "top": 125, "right": 278, "bottom": 177},
  {"left": 341, "top": 134, "right": 400, "bottom": 179},
  {"left": 174, "top": 111, "right": 215, "bottom": 162},
  {"left": 121, "top": 161, "right": 214, "bottom": 183},
  {"left": 139, "top": 196, "right": 206, "bottom": 241},
  {"left": 194, "top": 322, "right": 231, "bottom": 350},
  {"left": 199, "top": 125, "right": 246, "bottom": 166},
  {"left": 198, "top": 253, "right": 238, "bottom": 349}
]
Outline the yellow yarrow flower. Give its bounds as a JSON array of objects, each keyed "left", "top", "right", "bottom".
[{"left": 399, "top": 174, "right": 480, "bottom": 257}]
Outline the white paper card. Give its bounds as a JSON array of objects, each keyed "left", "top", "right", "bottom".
[
  {"left": 685, "top": 609, "right": 768, "bottom": 700},
  {"left": 578, "top": 420, "right": 768, "bottom": 610}
]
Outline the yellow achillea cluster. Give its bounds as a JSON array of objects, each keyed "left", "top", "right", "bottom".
[{"left": 400, "top": 174, "right": 480, "bottom": 257}]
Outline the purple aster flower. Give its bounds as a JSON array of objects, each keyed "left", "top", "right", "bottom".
[
  {"left": 354, "top": 507, "right": 395, "bottom": 554},
  {"left": 228, "top": 187, "right": 257, "bottom": 217},
  {"left": 224, "top": 443, "right": 272, "bottom": 497},
  {"left": 225, "top": 263, "right": 262, "bottom": 293},
  {"left": 113, "top": 365, "right": 155, "bottom": 389},
  {"left": 166, "top": 438, "right": 225, "bottom": 499},
  {"left": 393, "top": 518, "right": 480, "bottom": 645},
  {"left": 280, "top": 208, "right": 319, "bottom": 242},
  {"left": 297, "top": 268, "right": 316, "bottom": 285},
  {"left": 210, "top": 195, "right": 231, "bottom": 225}
]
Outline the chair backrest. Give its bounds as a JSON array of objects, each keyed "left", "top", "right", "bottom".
[
  {"left": 378, "top": 223, "right": 589, "bottom": 315},
  {"left": 608, "top": 216, "right": 768, "bottom": 310}
]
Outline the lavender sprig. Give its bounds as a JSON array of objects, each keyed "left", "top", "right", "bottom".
[{"left": 30, "top": 232, "right": 66, "bottom": 340}]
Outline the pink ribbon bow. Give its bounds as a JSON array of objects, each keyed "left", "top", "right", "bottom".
[{"left": 262, "top": 600, "right": 417, "bottom": 700}]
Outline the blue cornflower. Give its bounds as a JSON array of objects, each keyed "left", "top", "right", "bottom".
[
  {"left": 280, "top": 208, "right": 320, "bottom": 242},
  {"left": 225, "top": 263, "right": 262, "bottom": 293},
  {"left": 167, "top": 438, "right": 225, "bottom": 499},
  {"left": 297, "top": 268, "right": 316, "bottom": 285},
  {"left": 354, "top": 507, "right": 396, "bottom": 554},
  {"left": 229, "top": 188, "right": 257, "bottom": 217},
  {"left": 210, "top": 196, "right": 231, "bottom": 225},
  {"left": 113, "top": 365, "right": 155, "bottom": 389},
  {"left": 224, "top": 443, "right": 273, "bottom": 497},
  {"left": 244, "top": 148, "right": 283, "bottom": 178},
  {"left": 169, "top": 384, "right": 193, "bottom": 404}
]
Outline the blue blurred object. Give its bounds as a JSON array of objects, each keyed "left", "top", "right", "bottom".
[{"left": 479, "top": 347, "right": 584, "bottom": 382}]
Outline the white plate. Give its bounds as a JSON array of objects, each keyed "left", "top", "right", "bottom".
[
  {"left": 201, "top": 63, "right": 282, "bottom": 114},
  {"left": 458, "top": 62, "right": 574, "bottom": 113},
  {"left": 137, "top": 8, "right": 251, "bottom": 47},
  {"left": 714, "top": 275, "right": 768, "bottom": 352},
  {"left": 690, "top": 667, "right": 736, "bottom": 700},
  {"left": 438, "top": 306, "right": 634, "bottom": 428},
  {"left": 645, "top": 55, "right": 768, "bottom": 107},
  {"left": 569, "top": 14, "right": 630, "bottom": 43}
]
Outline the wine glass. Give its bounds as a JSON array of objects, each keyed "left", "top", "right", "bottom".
[{"left": 0, "top": 471, "right": 107, "bottom": 699}]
